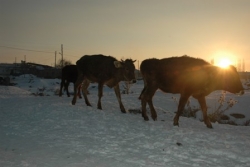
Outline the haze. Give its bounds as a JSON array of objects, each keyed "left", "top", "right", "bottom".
[{"left": 0, "top": 0, "right": 249, "bottom": 70}]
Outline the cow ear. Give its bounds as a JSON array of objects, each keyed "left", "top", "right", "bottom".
[
  {"left": 133, "top": 60, "right": 136, "bottom": 63},
  {"left": 114, "top": 61, "right": 123, "bottom": 68}
]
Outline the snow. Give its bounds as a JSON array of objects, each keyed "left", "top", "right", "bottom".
[{"left": 1, "top": 75, "right": 250, "bottom": 167}]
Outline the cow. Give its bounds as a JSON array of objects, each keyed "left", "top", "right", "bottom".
[
  {"left": 139, "top": 55, "right": 244, "bottom": 128},
  {"left": 59, "top": 65, "right": 82, "bottom": 98},
  {"left": 72, "top": 54, "right": 136, "bottom": 113},
  {"left": 0, "top": 77, "right": 3, "bottom": 85}
]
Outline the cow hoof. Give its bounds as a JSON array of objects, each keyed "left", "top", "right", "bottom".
[
  {"left": 143, "top": 116, "right": 149, "bottom": 121},
  {"left": 121, "top": 110, "right": 126, "bottom": 113},
  {"left": 152, "top": 116, "right": 157, "bottom": 121},
  {"left": 205, "top": 120, "right": 213, "bottom": 128},
  {"left": 173, "top": 122, "right": 179, "bottom": 127},
  {"left": 206, "top": 124, "right": 213, "bottom": 129}
]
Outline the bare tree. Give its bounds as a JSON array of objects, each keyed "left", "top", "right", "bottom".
[{"left": 56, "top": 59, "right": 72, "bottom": 68}]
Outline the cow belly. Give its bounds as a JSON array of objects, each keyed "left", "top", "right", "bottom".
[
  {"left": 156, "top": 78, "right": 178, "bottom": 93},
  {"left": 158, "top": 78, "right": 207, "bottom": 94},
  {"left": 159, "top": 84, "right": 181, "bottom": 94},
  {"left": 105, "top": 78, "right": 117, "bottom": 88}
]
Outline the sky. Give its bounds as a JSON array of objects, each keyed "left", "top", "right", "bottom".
[{"left": 0, "top": 0, "right": 250, "bottom": 70}]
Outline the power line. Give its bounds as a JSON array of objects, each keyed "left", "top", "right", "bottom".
[
  {"left": 0, "top": 45, "right": 54, "bottom": 54},
  {"left": 0, "top": 45, "right": 80, "bottom": 58},
  {"left": 63, "top": 53, "right": 81, "bottom": 58}
]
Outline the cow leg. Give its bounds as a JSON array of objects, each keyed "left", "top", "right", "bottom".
[
  {"left": 65, "top": 81, "right": 70, "bottom": 97},
  {"left": 140, "top": 86, "right": 149, "bottom": 120},
  {"left": 59, "top": 79, "right": 64, "bottom": 97},
  {"left": 173, "top": 94, "right": 190, "bottom": 126},
  {"left": 197, "top": 96, "right": 212, "bottom": 128},
  {"left": 148, "top": 98, "right": 157, "bottom": 121},
  {"left": 82, "top": 80, "right": 91, "bottom": 106},
  {"left": 97, "top": 83, "right": 104, "bottom": 110},
  {"left": 72, "top": 74, "right": 84, "bottom": 105},
  {"left": 114, "top": 84, "right": 126, "bottom": 113},
  {"left": 139, "top": 86, "right": 148, "bottom": 120},
  {"left": 141, "top": 96, "right": 148, "bottom": 120},
  {"left": 140, "top": 85, "right": 157, "bottom": 121},
  {"left": 138, "top": 87, "right": 145, "bottom": 100},
  {"left": 81, "top": 83, "right": 85, "bottom": 97},
  {"left": 77, "top": 84, "right": 82, "bottom": 99},
  {"left": 147, "top": 88, "right": 158, "bottom": 121}
]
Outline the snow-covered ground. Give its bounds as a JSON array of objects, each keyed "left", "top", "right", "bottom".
[{"left": 1, "top": 75, "right": 250, "bottom": 167}]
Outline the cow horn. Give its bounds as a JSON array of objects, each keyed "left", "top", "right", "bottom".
[
  {"left": 133, "top": 60, "right": 136, "bottom": 63},
  {"left": 114, "top": 61, "right": 123, "bottom": 68}
]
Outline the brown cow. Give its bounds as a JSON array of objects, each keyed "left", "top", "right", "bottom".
[
  {"left": 59, "top": 65, "right": 82, "bottom": 98},
  {"left": 139, "top": 55, "right": 244, "bottom": 128},
  {"left": 72, "top": 54, "right": 136, "bottom": 113}
]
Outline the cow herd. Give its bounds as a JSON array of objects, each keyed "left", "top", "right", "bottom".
[{"left": 59, "top": 54, "right": 244, "bottom": 128}]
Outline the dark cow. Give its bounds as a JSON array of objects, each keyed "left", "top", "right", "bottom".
[
  {"left": 0, "top": 77, "right": 3, "bottom": 85},
  {"left": 139, "top": 55, "right": 244, "bottom": 128},
  {"left": 72, "top": 54, "right": 136, "bottom": 113},
  {"left": 59, "top": 65, "right": 82, "bottom": 98}
]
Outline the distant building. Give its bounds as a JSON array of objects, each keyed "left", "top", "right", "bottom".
[
  {"left": 238, "top": 72, "right": 250, "bottom": 80},
  {"left": 0, "top": 62, "right": 61, "bottom": 79},
  {"left": 0, "top": 63, "right": 21, "bottom": 77}
]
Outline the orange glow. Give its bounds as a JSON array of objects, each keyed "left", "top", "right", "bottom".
[
  {"left": 213, "top": 51, "right": 234, "bottom": 68},
  {"left": 217, "top": 58, "right": 231, "bottom": 68}
]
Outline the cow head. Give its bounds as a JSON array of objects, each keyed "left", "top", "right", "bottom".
[
  {"left": 221, "top": 65, "right": 244, "bottom": 95},
  {"left": 114, "top": 59, "right": 136, "bottom": 83}
]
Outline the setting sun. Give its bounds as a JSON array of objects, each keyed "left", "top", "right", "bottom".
[
  {"left": 217, "top": 58, "right": 231, "bottom": 68},
  {"left": 213, "top": 51, "right": 235, "bottom": 68}
]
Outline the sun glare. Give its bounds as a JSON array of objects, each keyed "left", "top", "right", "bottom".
[
  {"left": 213, "top": 51, "right": 234, "bottom": 68},
  {"left": 218, "top": 58, "right": 231, "bottom": 68}
]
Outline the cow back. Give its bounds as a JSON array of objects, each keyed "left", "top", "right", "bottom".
[
  {"left": 141, "top": 56, "right": 212, "bottom": 93},
  {"left": 77, "top": 54, "right": 118, "bottom": 82}
]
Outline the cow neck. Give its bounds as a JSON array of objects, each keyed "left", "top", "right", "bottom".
[
  {"left": 116, "top": 68, "right": 126, "bottom": 81},
  {"left": 216, "top": 69, "right": 227, "bottom": 91},
  {"left": 204, "top": 69, "right": 221, "bottom": 93},
  {"left": 105, "top": 78, "right": 118, "bottom": 88}
]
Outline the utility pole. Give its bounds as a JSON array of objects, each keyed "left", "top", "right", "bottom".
[
  {"left": 15, "top": 57, "right": 16, "bottom": 74},
  {"left": 22, "top": 55, "right": 26, "bottom": 78},
  {"left": 243, "top": 59, "right": 245, "bottom": 72},
  {"left": 61, "top": 44, "right": 63, "bottom": 67},
  {"left": 55, "top": 51, "right": 57, "bottom": 68},
  {"left": 137, "top": 60, "right": 140, "bottom": 79}
]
